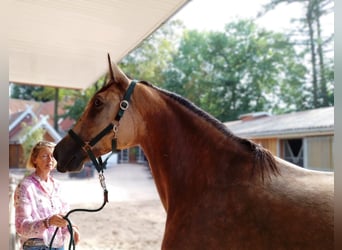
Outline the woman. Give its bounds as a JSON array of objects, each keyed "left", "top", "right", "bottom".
[{"left": 14, "top": 140, "right": 80, "bottom": 250}]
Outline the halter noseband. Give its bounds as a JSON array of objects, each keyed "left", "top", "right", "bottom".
[{"left": 68, "top": 80, "right": 138, "bottom": 173}]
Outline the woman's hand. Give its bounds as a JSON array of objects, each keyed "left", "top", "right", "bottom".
[
  {"left": 72, "top": 225, "right": 80, "bottom": 244},
  {"left": 48, "top": 214, "right": 68, "bottom": 228}
]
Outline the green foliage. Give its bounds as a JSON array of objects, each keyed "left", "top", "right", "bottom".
[
  {"left": 120, "top": 20, "right": 184, "bottom": 85},
  {"left": 10, "top": 83, "right": 78, "bottom": 102},
  {"left": 61, "top": 77, "right": 105, "bottom": 121},
  {"left": 20, "top": 122, "right": 44, "bottom": 167},
  {"left": 10, "top": 84, "right": 53, "bottom": 101},
  {"left": 62, "top": 95, "right": 89, "bottom": 122},
  {"left": 162, "top": 20, "right": 307, "bottom": 121},
  {"left": 31, "top": 86, "right": 56, "bottom": 101},
  {"left": 10, "top": 84, "right": 42, "bottom": 100},
  {"left": 258, "top": 0, "right": 334, "bottom": 108}
]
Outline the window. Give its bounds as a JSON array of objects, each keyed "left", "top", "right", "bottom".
[
  {"left": 281, "top": 138, "right": 304, "bottom": 167},
  {"left": 118, "top": 149, "right": 129, "bottom": 163}
]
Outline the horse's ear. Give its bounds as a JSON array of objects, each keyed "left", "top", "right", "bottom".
[
  {"left": 107, "top": 53, "right": 114, "bottom": 81},
  {"left": 107, "top": 54, "right": 130, "bottom": 86}
]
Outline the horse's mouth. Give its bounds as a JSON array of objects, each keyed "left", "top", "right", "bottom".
[
  {"left": 56, "top": 165, "right": 67, "bottom": 173},
  {"left": 54, "top": 148, "right": 86, "bottom": 173},
  {"left": 57, "top": 163, "right": 84, "bottom": 173}
]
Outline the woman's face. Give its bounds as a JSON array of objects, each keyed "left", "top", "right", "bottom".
[{"left": 33, "top": 147, "right": 56, "bottom": 173}]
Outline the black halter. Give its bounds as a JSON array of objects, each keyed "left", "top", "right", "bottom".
[{"left": 68, "top": 80, "right": 137, "bottom": 173}]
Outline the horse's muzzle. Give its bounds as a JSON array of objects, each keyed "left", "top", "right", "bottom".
[{"left": 53, "top": 137, "right": 86, "bottom": 173}]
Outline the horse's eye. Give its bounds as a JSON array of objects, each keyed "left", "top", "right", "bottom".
[{"left": 94, "top": 98, "right": 103, "bottom": 107}]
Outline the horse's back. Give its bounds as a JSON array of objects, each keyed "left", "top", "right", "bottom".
[
  {"left": 264, "top": 158, "right": 334, "bottom": 249},
  {"left": 274, "top": 157, "right": 333, "bottom": 196}
]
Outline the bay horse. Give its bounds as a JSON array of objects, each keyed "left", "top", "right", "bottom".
[{"left": 54, "top": 55, "right": 334, "bottom": 249}]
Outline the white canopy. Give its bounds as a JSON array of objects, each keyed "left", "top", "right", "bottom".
[{"left": 9, "top": 0, "right": 190, "bottom": 89}]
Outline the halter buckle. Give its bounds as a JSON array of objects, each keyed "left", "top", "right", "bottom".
[
  {"left": 82, "top": 142, "right": 92, "bottom": 153},
  {"left": 120, "top": 100, "right": 129, "bottom": 110}
]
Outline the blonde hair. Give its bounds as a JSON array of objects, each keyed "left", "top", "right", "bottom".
[{"left": 26, "top": 140, "right": 56, "bottom": 169}]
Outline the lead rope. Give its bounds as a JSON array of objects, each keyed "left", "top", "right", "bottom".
[
  {"left": 51, "top": 79, "right": 138, "bottom": 249},
  {"left": 49, "top": 171, "right": 108, "bottom": 250}
]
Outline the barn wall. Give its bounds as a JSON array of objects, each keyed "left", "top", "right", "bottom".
[
  {"left": 9, "top": 144, "right": 23, "bottom": 168},
  {"left": 305, "top": 135, "right": 334, "bottom": 171},
  {"left": 251, "top": 135, "right": 333, "bottom": 171},
  {"left": 251, "top": 138, "right": 278, "bottom": 156}
]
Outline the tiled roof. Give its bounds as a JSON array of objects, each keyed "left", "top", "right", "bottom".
[
  {"left": 9, "top": 98, "right": 74, "bottom": 132},
  {"left": 9, "top": 99, "right": 39, "bottom": 115},
  {"left": 10, "top": 98, "right": 55, "bottom": 118},
  {"left": 225, "top": 107, "right": 334, "bottom": 138},
  {"left": 9, "top": 111, "right": 24, "bottom": 124},
  {"left": 9, "top": 99, "right": 75, "bottom": 143}
]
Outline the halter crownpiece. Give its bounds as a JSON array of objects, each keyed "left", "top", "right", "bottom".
[{"left": 115, "top": 80, "right": 137, "bottom": 121}]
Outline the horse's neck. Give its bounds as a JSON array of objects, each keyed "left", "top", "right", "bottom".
[
  {"left": 140, "top": 96, "right": 231, "bottom": 163},
  {"left": 137, "top": 92, "right": 251, "bottom": 210}
]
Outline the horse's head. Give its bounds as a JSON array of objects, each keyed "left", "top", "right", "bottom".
[{"left": 54, "top": 54, "right": 140, "bottom": 172}]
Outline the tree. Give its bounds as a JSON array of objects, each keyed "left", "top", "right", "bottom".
[
  {"left": 61, "top": 76, "right": 106, "bottom": 121},
  {"left": 10, "top": 84, "right": 43, "bottom": 101},
  {"left": 10, "top": 83, "right": 58, "bottom": 102},
  {"left": 20, "top": 123, "right": 44, "bottom": 167},
  {"left": 120, "top": 20, "right": 184, "bottom": 85},
  {"left": 258, "top": 0, "right": 334, "bottom": 108},
  {"left": 163, "top": 20, "right": 307, "bottom": 121}
]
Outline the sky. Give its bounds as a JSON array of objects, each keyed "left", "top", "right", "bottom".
[{"left": 172, "top": 0, "right": 333, "bottom": 34}]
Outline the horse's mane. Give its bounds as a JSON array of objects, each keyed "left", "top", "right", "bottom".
[{"left": 140, "top": 80, "right": 279, "bottom": 181}]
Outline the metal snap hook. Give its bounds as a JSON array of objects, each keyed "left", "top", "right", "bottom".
[{"left": 113, "top": 124, "right": 119, "bottom": 134}]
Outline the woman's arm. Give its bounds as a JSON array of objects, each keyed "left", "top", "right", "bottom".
[{"left": 14, "top": 183, "right": 47, "bottom": 238}]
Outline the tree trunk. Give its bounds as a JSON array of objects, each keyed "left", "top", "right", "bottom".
[
  {"left": 54, "top": 88, "right": 59, "bottom": 132},
  {"left": 306, "top": 2, "right": 318, "bottom": 108},
  {"left": 314, "top": 0, "right": 328, "bottom": 106}
]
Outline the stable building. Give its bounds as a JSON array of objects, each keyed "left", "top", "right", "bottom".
[{"left": 225, "top": 107, "right": 334, "bottom": 172}]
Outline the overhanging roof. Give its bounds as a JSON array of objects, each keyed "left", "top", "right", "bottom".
[{"left": 9, "top": 0, "right": 190, "bottom": 90}]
